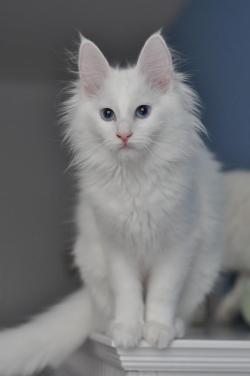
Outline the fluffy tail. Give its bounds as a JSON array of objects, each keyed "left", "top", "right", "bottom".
[{"left": 0, "top": 287, "right": 94, "bottom": 375}]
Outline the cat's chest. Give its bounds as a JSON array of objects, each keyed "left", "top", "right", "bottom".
[{"left": 92, "top": 180, "right": 168, "bottom": 244}]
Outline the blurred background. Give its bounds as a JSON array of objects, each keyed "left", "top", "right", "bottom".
[{"left": 0, "top": 0, "right": 249, "bottom": 330}]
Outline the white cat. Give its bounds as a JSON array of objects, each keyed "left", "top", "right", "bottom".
[{"left": 0, "top": 33, "right": 224, "bottom": 375}]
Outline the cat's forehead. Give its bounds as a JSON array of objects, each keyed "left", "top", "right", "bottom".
[{"left": 101, "top": 67, "right": 153, "bottom": 109}]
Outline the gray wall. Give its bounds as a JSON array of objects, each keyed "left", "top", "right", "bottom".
[
  {"left": 0, "top": 0, "right": 186, "bottom": 81},
  {"left": 0, "top": 0, "right": 186, "bottom": 326}
]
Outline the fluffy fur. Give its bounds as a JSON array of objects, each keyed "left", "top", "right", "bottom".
[
  {"left": 0, "top": 33, "right": 223, "bottom": 375},
  {"left": 216, "top": 171, "right": 250, "bottom": 323},
  {"left": 223, "top": 171, "right": 250, "bottom": 272}
]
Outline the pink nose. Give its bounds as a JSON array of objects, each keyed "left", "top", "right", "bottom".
[{"left": 116, "top": 132, "right": 133, "bottom": 144}]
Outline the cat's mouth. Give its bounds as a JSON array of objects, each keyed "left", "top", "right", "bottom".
[{"left": 118, "top": 143, "right": 135, "bottom": 151}]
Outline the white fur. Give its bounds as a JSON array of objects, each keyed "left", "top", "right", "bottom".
[
  {"left": 0, "top": 33, "right": 224, "bottom": 374},
  {"left": 66, "top": 33, "right": 223, "bottom": 346},
  {"left": 0, "top": 288, "right": 96, "bottom": 375},
  {"left": 216, "top": 170, "right": 250, "bottom": 323},
  {"left": 223, "top": 171, "right": 250, "bottom": 271}
]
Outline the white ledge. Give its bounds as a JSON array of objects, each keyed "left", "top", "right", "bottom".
[{"left": 61, "top": 329, "right": 250, "bottom": 375}]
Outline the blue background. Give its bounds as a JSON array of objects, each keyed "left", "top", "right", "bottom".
[{"left": 168, "top": 0, "right": 250, "bottom": 170}]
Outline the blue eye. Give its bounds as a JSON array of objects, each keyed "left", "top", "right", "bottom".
[
  {"left": 100, "top": 108, "right": 115, "bottom": 121},
  {"left": 135, "top": 105, "right": 151, "bottom": 119}
]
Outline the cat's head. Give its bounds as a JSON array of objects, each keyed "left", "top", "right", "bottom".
[{"left": 67, "top": 33, "right": 201, "bottom": 168}]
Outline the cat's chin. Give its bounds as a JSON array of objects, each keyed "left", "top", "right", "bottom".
[{"left": 116, "top": 144, "right": 139, "bottom": 159}]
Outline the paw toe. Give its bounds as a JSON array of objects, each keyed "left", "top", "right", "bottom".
[
  {"left": 144, "top": 321, "right": 176, "bottom": 349},
  {"left": 110, "top": 322, "right": 143, "bottom": 348}
]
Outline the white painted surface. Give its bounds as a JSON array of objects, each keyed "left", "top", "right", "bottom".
[{"left": 60, "top": 332, "right": 250, "bottom": 375}]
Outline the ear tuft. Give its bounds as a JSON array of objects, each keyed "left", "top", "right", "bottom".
[
  {"left": 78, "top": 39, "right": 110, "bottom": 96},
  {"left": 137, "top": 33, "right": 173, "bottom": 92}
]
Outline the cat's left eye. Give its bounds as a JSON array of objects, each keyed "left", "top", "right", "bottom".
[
  {"left": 135, "top": 105, "right": 151, "bottom": 119},
  {"left": 100, "top": 108, "right": 116, "bottom": 121}
]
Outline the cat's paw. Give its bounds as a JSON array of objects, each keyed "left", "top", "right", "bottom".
[
  {"left": 110, "top": 321, "right": 143, "bottom": 348},
  {"left": 143, "top": 321, "right": 177, "bottom": 349}
]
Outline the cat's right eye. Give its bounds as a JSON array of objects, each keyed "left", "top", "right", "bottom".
[{"left": 100, "top": 108, "right": 116, "bottom": 121}]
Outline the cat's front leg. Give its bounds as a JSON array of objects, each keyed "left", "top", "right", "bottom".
[
  {"left": 144, "top": 250, "right": 189, "bottom": 348},
  {"left": 109, "top": 252, "right": 144, "bottom": 348},
  {"left": 73, "top": 232, "right": 113, "bottom": 319}
]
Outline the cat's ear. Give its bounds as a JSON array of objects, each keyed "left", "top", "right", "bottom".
[
  {"left": 78, "top": 37, "right": 110, "bottom": 96},
  {"left": 137, "top": 33, "right": 173, "bottom": 92}
]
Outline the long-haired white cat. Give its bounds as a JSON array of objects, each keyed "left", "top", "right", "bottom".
[{"left": 0, "top": 33, "right": 223, "bottom": 375}]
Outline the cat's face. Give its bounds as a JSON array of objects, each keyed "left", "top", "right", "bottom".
[
  {"left": 72, "top": 34, "right": 189, "bottom": 165},
  {"left": 81, "top": 68, "right": 169, "bottom": 156}
]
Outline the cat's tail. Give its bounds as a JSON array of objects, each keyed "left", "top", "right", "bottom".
[{"left": 0, "top": 287, "right": 95, "bottom": 375}]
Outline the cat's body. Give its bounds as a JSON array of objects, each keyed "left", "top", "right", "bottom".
[
  {"left": 74, "top": 134, "right": 222, "bottom": 344},
  {"left": 0, "top": 33, "right": 223, "bottom": 375}
]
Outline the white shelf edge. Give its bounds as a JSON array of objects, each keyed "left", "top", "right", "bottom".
[
  {"left": 90, "top": 332, "right": 250, "bottom": 349},
  {"left": 62, "top": 333, "right": 250, "bottom": 374},
  {"left": 71, "top": 334, "right": 250, "bottom": 376}
]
